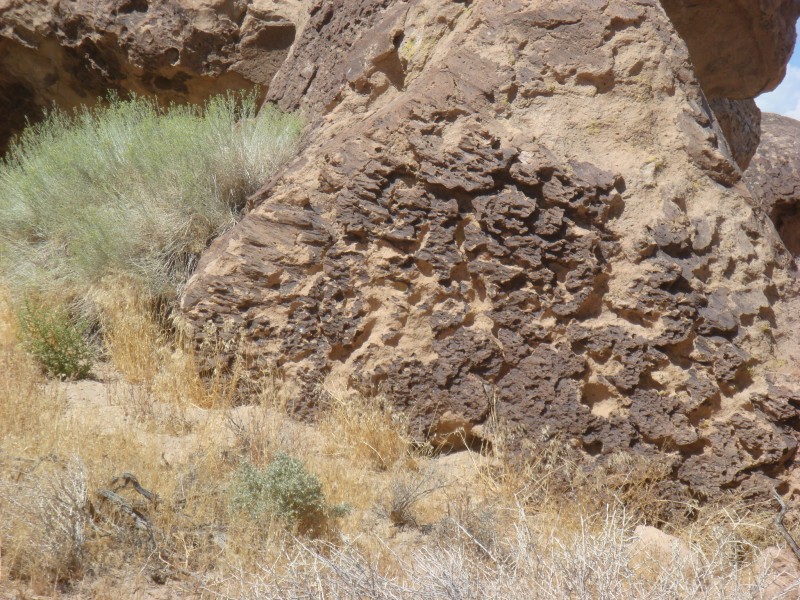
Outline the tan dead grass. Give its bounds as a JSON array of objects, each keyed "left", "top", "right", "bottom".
[
  {"left": 319, "top": 384, "right": 411, "bottom": 472},
  {"left": 91, "top": 280, "right": 162, "bottom": 385},
  {"left": 1, "top": 289, "right": 799, "bottom": 599},
  {"left": 92, "top": 279, "right": 242, "bottom": 413}
]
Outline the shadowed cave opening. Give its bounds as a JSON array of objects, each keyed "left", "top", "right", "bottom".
[{"left": 772, "top": 204, "right": 800, "bottom": 259}]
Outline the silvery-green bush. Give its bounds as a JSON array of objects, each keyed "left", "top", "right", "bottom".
[
  {"left": 0, "top": 92, "right": 303, "bottom": 305},
  {"left": 232, "top": 453, "right": 350, "bottom": 533}
]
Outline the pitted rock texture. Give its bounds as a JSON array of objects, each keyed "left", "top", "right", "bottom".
[
  {"left": 742, "top": 115, "right": 800, "bottom": 450},
  {"left": 0, "top": 0, "right": 306, "bottom": 152},
  {"left": 660, "top": 0, "right": 800, "bottom": 99},
  {"left": 183, "top": 0, "right": 800, "bottom": 499}
]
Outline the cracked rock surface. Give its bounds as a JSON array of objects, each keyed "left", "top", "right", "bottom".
[{"left": 182, "top": 0, "right": 800, "bottom": 498}]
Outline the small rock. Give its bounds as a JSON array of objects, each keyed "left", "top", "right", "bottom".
[{"left": 758, "top": 546, "right": 800, "bottom": 600}]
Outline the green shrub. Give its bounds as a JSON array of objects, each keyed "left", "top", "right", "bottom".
[
  {"left": 231, "top": 453, "right": 349, "bottom": 532},
  {"left": 0, "top": 92, "right": 303, "bottom": 306},
  {"left": 17, "top": 300, "right": 93, "bottom": 379}
]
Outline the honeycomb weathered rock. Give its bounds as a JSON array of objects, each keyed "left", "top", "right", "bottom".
[{"left": 182, "top": 0, "right": 800, "bottom": 498}]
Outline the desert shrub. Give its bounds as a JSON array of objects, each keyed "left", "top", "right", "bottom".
[
  {"left": 0, "top": 458, "right": 90, "bottom": 585},
  {"left": 380, "top": 468, "right": 446, "bottom": 528},
  {"left": 17, "top": 300, "right": 93, "bottom": 379},
  {"left": 0, "top": 92, "right": 303, "bottom": 306},
  {"left": 231, "top": 453, "right": 349, "bottom": 533}
]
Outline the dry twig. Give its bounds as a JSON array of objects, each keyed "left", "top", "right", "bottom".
[{"left": 772, "top": 487, "right": 800, "bottom": 561}]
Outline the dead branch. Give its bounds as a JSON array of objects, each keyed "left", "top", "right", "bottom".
[{"left": 772, "top": 487, "right": 800, "bottom": 561}]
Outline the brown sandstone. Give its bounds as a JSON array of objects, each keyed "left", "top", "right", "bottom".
[
  {"left": 3, "top": 0, "right": 800, "bottom": 500},
  {"left": 181, "top": 0, "right": 800, "bottom": 499},
  {"left": 660, "top": 0, "right": 800, "bottom": 98},
  {"left": 746, "top": 112, "right": 800, "bottom": 260}
]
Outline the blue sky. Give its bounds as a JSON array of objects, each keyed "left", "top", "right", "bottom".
[{"left": 756, "top": 26, "right": 800, "bottom": 117}]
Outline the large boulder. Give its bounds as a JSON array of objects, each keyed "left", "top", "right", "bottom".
[
  {"left": 660, "top": 0, "right": 800, "bottom": 99},
  {"left": 662, "top": 0, "right": 800, "bottom": 172},
  {"left": 0, "top": 0, "right": 306, "bottom": 152},
  {"left": 181, "top": 0, "right": 800, "bottom": 498}
]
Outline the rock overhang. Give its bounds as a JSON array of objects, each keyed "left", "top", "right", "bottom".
[{"left": 660, "top": 0, "right": 800, "bottom": 99}]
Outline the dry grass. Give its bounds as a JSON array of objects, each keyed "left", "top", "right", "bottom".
[
  {"left": 1, "top": 291, "right": 799, "bottom": 599},
  {"left": 91, "top": 280, "right": 162, "bottom": 385},
  {"left": 319, "top": 385, "right": 411, "bottom": 472}
]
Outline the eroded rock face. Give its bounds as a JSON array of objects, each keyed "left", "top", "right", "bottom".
[
  {"left": 182, "top": 0, "right": 800, "bottom": 498},
  {"left": 0, "top": 0, "right": 306, "bottom": 152},
  {"left": 745, "top": 113, "right": 800, "bottom": 259}
]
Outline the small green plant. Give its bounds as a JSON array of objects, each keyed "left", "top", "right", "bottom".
[
  {"left": 17, "top": 300, "right": 93, "bottom": 379},
  {"left": 231, "top": 453, "right": 349, "bottom": 533}
]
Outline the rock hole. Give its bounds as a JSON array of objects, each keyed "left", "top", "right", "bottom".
[
  {"left": 676, "top": 437, "right": 711, "bottom": 455},
  {"left": 383, "top": 332, "right": 402, "bottom": 347},
  {"left": 119, "top": 0, "right": 149, "bottom": 13},
  {"left": 506, "top": 83, "right": 519, "bottom": 104},
  {"left": 317, "top": 6, "right": 334, "bottom": 29},
  {"left": 583, "top": 440, "right": 603, "bottom": 456},
  {"left": 248, "top": 24, "right": 297, "bottom": 52},
  {"left": 153, "top": 74, "right": 189, "bottom": 93},
  {"left": 164, "top": 48, "right": 180, "bottom": 65},
  {"left": 372, "top": 49, "right": 406, "bottom": 91},
  {"left": 730, "top": 364, "right": 755, "bottom": 391},
  {"left": 306, "top": 263, "right": 324, "bottom": 276},
  {"left": 581, "top": 382, "right": 619, "bottom": 418},
  {"left": 692, "top": 261, "right": 712, "bottom": 283},
  {"left": 615, "top": 308, "right": 659, "bottom": 329},
  {"left": 627, "top": 59, "right": 645, "bottom": 77},
  {"left": 772, "top": 204, "right": 800, "bottom": 260},
  {"left": 686, "top": 393, "right": 721, "bottom": 427},
  {"left": 660, "top": 337, "right": 696, "bottom": 369},
  {"left": 758, "top": 306, "right": 777, "bottom": 328},
  {"left": 328, "top": 318, "right": 376, "bottom": 362},
  {"left": 472, "top": 276, "right": 487, "bottom": 301},
  {"left": 575, "top": 72, "right": 615, "bottom": 94}
]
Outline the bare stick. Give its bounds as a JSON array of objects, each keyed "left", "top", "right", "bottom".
[
  {"left": 772, "top": 487, "right": 800, "bottom": 561},
  {"left": 111, "top": 472, "right": 158, "bottom": 504}
]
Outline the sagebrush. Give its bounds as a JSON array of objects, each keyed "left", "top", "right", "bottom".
[
  {"left": 232, "top": 453, "right": 350, "bottom": 533},
  {"left": 0, "top": 92, "right": 303, "bottom": 307}
]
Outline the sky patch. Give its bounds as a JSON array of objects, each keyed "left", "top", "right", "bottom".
[{"left": 755, "top": 25, "right": 800, "bottom": 118}]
